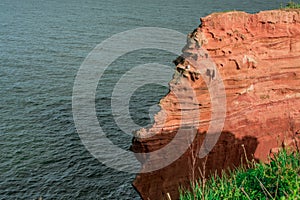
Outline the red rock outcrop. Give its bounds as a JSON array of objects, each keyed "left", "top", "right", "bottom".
[{"left": 132, "top": 9, "right": 300, "bottom": 200}]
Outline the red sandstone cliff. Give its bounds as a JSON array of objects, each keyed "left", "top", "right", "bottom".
[{"left": 131, "top": 9, "right": 300, "bottom": 200}]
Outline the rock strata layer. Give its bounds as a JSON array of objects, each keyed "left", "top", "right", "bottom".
[{"left": 131, "top": 9, "right": 300, "bottom": 200}]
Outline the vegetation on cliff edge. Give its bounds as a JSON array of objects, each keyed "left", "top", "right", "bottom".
[
  {"left": 179, "top": 149, "right": 300, "bottom": 200},
  {"left": 282, "top": 1, "right": 300, "bottom": 9}
]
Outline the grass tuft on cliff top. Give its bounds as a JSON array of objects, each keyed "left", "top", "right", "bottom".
[
  {"left": 282, "top": 1, "right": 300, "bottom": 9},
  {"left": 179, "top": 149, "right": 300, "bottom": 200}
]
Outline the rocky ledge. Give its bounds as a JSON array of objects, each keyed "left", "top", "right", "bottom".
[{"left": 131, "top": 9, "right": 300, "bottom": 200}]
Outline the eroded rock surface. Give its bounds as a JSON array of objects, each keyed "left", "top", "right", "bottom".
[{"left": 131, "top": 10, "right": 300, "bottom": 200}]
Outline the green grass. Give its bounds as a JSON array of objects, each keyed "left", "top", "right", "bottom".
[
  {"left": 281, "top": 1, "right": 300, "bottom": 9},
  {"left": 179, "top": 149, "right": 300, "bottom": 200}
]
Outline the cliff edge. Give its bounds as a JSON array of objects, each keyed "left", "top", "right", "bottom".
[{"left": 131, "top": 9, "right": 300, "bottom": 200}]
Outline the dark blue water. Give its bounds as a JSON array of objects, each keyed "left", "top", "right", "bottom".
[{"left": 0, "top": 0, "right": 291, "bottom": 199}]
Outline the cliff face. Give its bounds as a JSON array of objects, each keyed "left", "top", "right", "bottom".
[{"left": 132, "top": 10, "right": 300, "bottom": 200}]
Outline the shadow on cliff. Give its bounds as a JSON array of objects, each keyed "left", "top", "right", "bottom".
[
  {"left": 197, "top": 131, "right": 259, "bottom": 176},
  {"left": 132, "top": 130, "right": 259, "bottom": 200}
]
